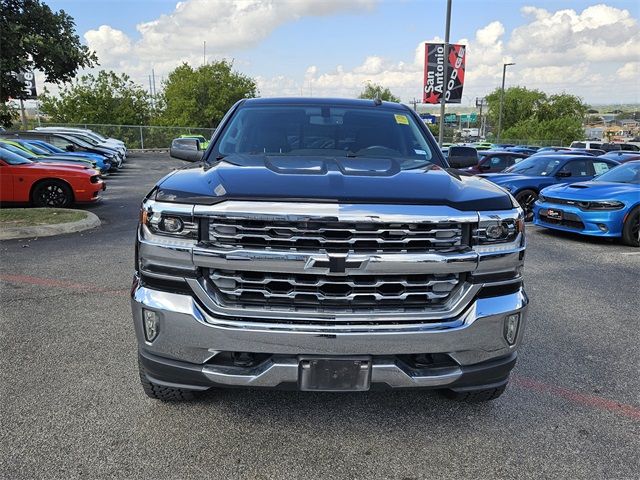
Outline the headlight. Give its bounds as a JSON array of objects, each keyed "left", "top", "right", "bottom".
[
  {"left": 579, "top": 200, "right": 624, "bottom": 211},
  {"left": 142, "top": 210, "right": 197, "bottom": 238},
  {"left": 537, "top": 194, "right": 546, "bottom": 203},
  {"left": 473, "top": 211, "right": 525, "bottom": 248}
]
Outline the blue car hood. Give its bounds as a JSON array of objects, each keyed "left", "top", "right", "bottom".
[
  {"left": 155, "top": 155, "right": 514, "bottom": 211},
  {"left": 543, "top": 181, "right": 640, "bottom": 199},
  {"left": 479, "top": 173, "right": 548, "bottom": 185}
]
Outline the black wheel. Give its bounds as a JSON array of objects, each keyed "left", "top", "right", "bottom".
[
  {"left": 622, "top": 206, "right": 640, "bottom": 247},
  {"left": 443, "top": 384, "right": 507, "bottom": 402},
  {"left": 515, "top": 189, "right": 538, "bottom": 221},
  {"left": 32, "top": 180, "right": 73, "bottom": 208},
  {"left": 138, "top": 360, "right": 198, "bottom": 401}
]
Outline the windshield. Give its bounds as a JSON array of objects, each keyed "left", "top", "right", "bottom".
[
  {"left": 19, "top": 142, "right": 49, "bottom": 155},
  {"left": 0, "top": 147, "right": 33, "bottom": 165},
  {"left": 28, "top": 141, "right": 61, "bottom": 153},
  {"left": 594, "top": 162, "right": 640, "bottom": 184},
  {"left": 503, "top": 156, "right": 562, "bottom": 175},
  {"left": 0, "top": 143, "right": 37, "bottom": 159},
  {"left": 214, "top": 104, "right": 439, "bottom": 169}
]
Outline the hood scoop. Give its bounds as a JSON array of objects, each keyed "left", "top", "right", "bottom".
[
  {"left": 264, "top": 156, "right": 401, "bottom": 177},
  {"left": 568, "top": 184, "right": 591, "bottom": 189}
]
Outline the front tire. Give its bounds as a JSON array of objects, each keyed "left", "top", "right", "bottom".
[
  {"left": 443, "top": 383, "right": 507, "bottom": 402},
  {"left": 515, "top": 189, "right": 538, "bottom": 222},
  {"left": 622, "top": 206, "right": 640, "bottom": 247},
  {"left": 138, "top": 360, "right": 198, "bottom": 401},
  {"left": 31, "top": 180, "right": 73, "bottom": 208}
]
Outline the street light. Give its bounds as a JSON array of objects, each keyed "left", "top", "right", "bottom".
[{"left": 497, "top": 62, "right": 515, "bottom": 142}]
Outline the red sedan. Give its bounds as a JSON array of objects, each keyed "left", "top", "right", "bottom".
[{"left": 0, "top": 147, "right": 105, "bottom": 207}]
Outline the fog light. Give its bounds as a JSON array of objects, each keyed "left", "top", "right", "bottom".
[
  {"left": 597, "top": 224, "right": 608, "bottom": 233},
  {"left": 504, "top": 313, "right": 520, "bottom": 345},
  {"left": 143, "top": 309, "right": 159, "bottom": 342}
]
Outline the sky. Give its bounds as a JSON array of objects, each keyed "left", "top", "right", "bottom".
[{"left": 42, "top": 0, "right": 640, "bottom": 106}]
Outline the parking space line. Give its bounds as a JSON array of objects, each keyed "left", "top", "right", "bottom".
[{"left": 512, "top": 375, "right": 640, "bottom": 421}]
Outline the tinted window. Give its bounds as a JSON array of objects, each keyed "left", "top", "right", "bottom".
[
  {"left": 489, "top": 155, "right": 509, "bottom": 170},
  {"left": 571, "top": 142, "right": 586, "bottom": 148},
  {"left": 563, "top": 160, "right": 592, "bottom": 176},
  {"left": 504, "top": 156, "right": 562, "bottom": 175},
  {"left": 49, "top": 136, "right": 73, "bottom": 149},
  {"left": 215, "top": 104, "right": 439, "bottom": 169}
]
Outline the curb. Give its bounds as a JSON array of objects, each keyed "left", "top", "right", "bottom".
[{"left": 0, "top": 211, "right": 101, "bottom": 241}]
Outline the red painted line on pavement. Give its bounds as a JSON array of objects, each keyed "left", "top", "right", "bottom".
[
  {"left": 2, "top": 273, "right": 640, "bottom": 420},
  {"left": 512, "top": 375, "right": 640, "bottom": 421},
  {"left": 0, "top": 273, "right": 128, "bottom": 295}
]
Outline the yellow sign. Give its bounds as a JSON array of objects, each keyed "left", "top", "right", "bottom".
[{"left": 394, "top": 114, "right": 409, "bottom": 125}]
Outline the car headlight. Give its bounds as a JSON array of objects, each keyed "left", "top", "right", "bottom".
[
  {"left": 537, "top": 193, "right": 546, "bottom": 203},
  {"left": 579, "top": 200, "right": 624, "bottom": 211},
  {"left": 141, "top": 209, "right": 198, "bottom": 238},
  {"left": 473, "top": 212, "right": 525, "bottom": 249}
]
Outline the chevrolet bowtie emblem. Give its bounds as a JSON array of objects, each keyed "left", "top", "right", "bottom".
[{"left": 306, "top": 254, "right": 364, "bottom": 273}]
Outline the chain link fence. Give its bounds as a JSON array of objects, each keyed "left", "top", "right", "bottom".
[{"left": 37, "top": 123, "right": 215, "bottom": 149}]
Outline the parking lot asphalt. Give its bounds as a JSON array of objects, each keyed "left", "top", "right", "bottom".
[{"left": 1, "top": 152, "right": 639, "bottom": 480}]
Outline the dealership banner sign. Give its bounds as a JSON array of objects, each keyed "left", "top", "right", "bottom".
[
  {"left": 14, "top": 70, "right": 38, "bottom": 99},
  {"left": 423, "top": 43, "right": 466, "bottom": 104}
]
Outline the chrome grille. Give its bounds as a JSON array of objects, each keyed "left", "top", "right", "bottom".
[
  {"left": 209, "top": 270, "right": 461, "bottom": 312},
  {"left": 208, "top": 218, "right": 464, "bottom": 253}
]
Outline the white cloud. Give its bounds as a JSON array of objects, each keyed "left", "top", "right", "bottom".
[{"left": 68, "top": 2, "right": 639, "bottom": 105}]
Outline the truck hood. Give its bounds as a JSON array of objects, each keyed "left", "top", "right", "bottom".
[{"left": 155, "top": 155, "right": 514, "bottom": 211}]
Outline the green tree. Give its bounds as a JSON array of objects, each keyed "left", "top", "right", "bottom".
[
  {"left": 502, "top": 117, "right": 584, "bottom": 146},
  {"left": 158, "top": 61, "right": 258, "bottom": 128},
  {"left": 0, "top": 0, "right": 97, "bottom": 126},
  {"left": 485, "top": 86, "right": 546, "bottom": 131},
  {"left": 39, "top": 71, "right": 151, "bottom": 124},
  {"left": 358, "top": 83, "right": 401, "bottom": 103}
]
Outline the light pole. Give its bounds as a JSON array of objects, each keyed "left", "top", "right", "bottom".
[
  {"left": 438, "top": 0, "right": 452, "bottom": 147},
  {"left": 496, "top": 62, "right": 515, "bottom": 142}
]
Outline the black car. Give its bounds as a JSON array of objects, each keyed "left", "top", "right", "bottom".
[{"left": 462, "top": 150, "right": 529, "bottom": 174}]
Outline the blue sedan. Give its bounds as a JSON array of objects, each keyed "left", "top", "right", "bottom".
[
  {"left": 480, "top": 154, "right": 620, "bottom": 220},
  {"left": 534, "top": 161, "right": 640, "bottom": 246}
]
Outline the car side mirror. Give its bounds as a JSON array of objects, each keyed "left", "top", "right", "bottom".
[
  {"left": 170, "top": 138, "right": 204, "bottom": 162},
  {"left": 556, "top": 170, "right": 571, "bottom": 178},
  {"left": 65, "top": 144, "right": 75, "bottom": 152}
]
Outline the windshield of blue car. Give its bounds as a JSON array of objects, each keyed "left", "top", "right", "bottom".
[
  {"left": 503, "top": 156, "right": 562, "bottom": 175},
  {"left": 594, "top": 162, "right": 640, "bottom": 184},
  {"left": 214, "top": 104, "right": 439, "bottom": 169},
  {"left": 31, "top": 141, "right": 63, "bottom": 153},
  {"left": 0, "top": 143, "right": 38, "bottom": 160},
  {"left": 19, "top": 142, "right": 49, "bottom": 155},
  {"left": 0, "top": 147, "right": 33, "bottom": 165}
]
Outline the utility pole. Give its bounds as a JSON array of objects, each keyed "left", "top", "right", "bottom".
[
  {"left": 438, "top": 0, "right": 452, "bottom": 147},
  {"left": 19, "top": 98, "right": 27, "bottom": 129},
  {"left": 203, "top": 41, "right": 206, "bottom": 65},
  {"left": 497, "top": 62, "right": 515, "bottom": 142},
  {"left": 476, "top": 97, "right": 487, "bottom": 138},
  {"left": 149, "top": 75, "right": 154, "bottom": 109},
  {"left": 152, "top": 68, "right": 157, "bottom": 98}
]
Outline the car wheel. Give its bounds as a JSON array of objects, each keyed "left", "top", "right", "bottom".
[
  {"left": 138, "top": 359, "right": 199, "bottom": 401},
  {"left": 622, "top": 207, "right": 640, "bottom": 247},
  {"left": 32, "top": 180, "right": 73, "bottom": 208},
  {"left": 515, "top": 189, "right": 538, "bottom": 222},
  {"left": 443, "top": 383, "right": 507, "bottom": 402}
]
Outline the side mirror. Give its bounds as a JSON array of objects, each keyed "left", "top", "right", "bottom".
[
  {"left": 556, "top": 170, "right": 571, "bottom": 178},
  {"left": 170, "top": 138, "right": 204, "bottom": 162},
  {"left": 65, "top": 144, "right": 75, "bottom": 152},
  {"left": 448, "top": 156, "right": 478, "bottom": 169}
]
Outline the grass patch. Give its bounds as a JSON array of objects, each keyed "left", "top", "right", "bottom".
[{"left": 0, "top": 208, "right": 87, "bottom": 228}]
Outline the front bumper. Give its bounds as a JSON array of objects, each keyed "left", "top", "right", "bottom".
[
  {"left": 534, "top": 202, "right": 625, "bottom": 237},
  {"left": 132, "top": 283, "right": 528, "bottom": 391}
]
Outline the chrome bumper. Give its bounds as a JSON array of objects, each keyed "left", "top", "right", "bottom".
[{"left": 132, "top": 283, "right": 528, "bottom": 388}]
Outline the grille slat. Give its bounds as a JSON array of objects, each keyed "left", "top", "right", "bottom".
[
  {"left": 208, "top": 218, "right": 464, "bottom": 253},
  {"left": 209, "top": 270, "right": 460, "bottom": 312}
]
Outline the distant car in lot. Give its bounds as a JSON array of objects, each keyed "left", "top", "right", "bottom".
[
  {"left": 0, "top": 146, "right": 105, "bottom": 207},
  {"left": 616, "top": 143, "right": 639, "bottom": 152},
  {"left": 534, "top": 161, "right": 640, "bottom": 246},
  {"left": 179, "top": 134, "right": 210, "bottom": 150},
  {"left": 1, "top": 131, "right": 122, "bottom": 167},
  {"left": 461, "top": 150, "right": 528, "bottom": 174},
  {"left": 22, "top": 139, "right": 115, "bottom": 170},
  {"left": 600, "top": 151, "right": 640, "bottom": 164},
  {"left": 531, "top": 150, "right": 594, "bottom": 157},
  {"left": 505, "top": 146, "right": 539, "bottom": 156},
  {"left": 34, "top": 127, "right": 126, "bottom": 152},
  {"left": 537, "top": 146, "right": 571, "bottom": 153},
  {"left": 0, "top": 139, "right": 109, "bottom": 173},
  {"left": 480, "top": 154, "right": 620, "bottom": 220},
  {"left": 570, "top": 141, "right": 603, "bottom": 150},
  {"left": 570, "top": 148, "right": 606, "bottom": 156}
]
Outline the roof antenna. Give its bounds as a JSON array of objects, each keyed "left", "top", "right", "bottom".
[{"left": 373, "top": 97, "right": 382, "bottom": 106}]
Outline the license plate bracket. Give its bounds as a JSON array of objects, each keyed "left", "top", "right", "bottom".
[
  {"left": 546, "top": 208, "right": 563, "bottom": 220},
  {"left": 299, "top": 356, "right": 371, "bottom": 392}
]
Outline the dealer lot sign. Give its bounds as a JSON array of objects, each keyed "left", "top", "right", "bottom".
[{"left": 423, "top": 43, "right": 466, "bottom": 104}]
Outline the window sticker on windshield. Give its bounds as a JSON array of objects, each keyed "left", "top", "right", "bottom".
[
  {"left": 394, "top": 114, "right": 409, "bottom": 125},
  {"left": 414, "top": 149, "right": 426, "bottom": 155}
]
